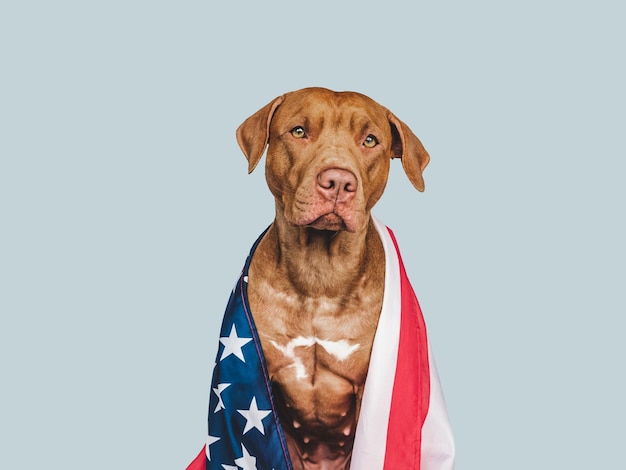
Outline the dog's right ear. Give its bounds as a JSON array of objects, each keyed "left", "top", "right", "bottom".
[{"left": 236, "top": 96, "right": 284, "bottom": 173}]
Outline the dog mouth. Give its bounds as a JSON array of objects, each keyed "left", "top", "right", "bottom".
[
  {"left": 288, "top": 184, "right": 363, "bottom": 233},
  {"left": 306, "top": 213, "right": 348, "bottom": 232}
]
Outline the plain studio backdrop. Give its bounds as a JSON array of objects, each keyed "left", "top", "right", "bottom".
[{"left": 1, "top": 1, "right": 624, "bottom": 468}]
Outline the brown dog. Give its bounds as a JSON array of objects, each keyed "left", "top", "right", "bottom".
[{"left": 236, "top": 87, "right": 430, "bottom": 469}]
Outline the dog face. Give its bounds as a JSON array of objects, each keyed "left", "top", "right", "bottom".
[{"left": 236, "top": 87, "right": 430, "bottom": 233}]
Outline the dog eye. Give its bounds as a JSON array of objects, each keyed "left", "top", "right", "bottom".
[
  {"left": 290, "top": 126, "right": 306, "bottom": 139},
  {"left": 363, "top": 135, "right": 379, "bottom": 148}
]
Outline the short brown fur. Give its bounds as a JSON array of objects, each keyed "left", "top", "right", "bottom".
[{"left": 236, "top": 87, "right": 429, "bottom": 469}]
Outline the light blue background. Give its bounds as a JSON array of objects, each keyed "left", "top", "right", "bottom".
[{"left": 1, "top": 1, "right": 624, "bottom": 468}]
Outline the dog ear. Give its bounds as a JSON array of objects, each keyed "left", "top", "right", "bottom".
[
  {"left": 236, "top": 96, "right": 284, "bottom": 173},
  {"left": 387, "top": 112, "right": 430, "bottom": 192}
]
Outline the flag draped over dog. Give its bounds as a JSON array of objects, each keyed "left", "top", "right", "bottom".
[{"left": 187, "top": 218, "right": 455, "bottom": 470}]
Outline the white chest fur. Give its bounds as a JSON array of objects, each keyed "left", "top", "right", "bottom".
[{"left": 269, "top": 336, "right": 360, "bottom": 380}]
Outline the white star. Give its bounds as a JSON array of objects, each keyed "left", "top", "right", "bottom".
[
  {"left": 212, "top": 382, "right": 231, "bottom": 412},
  {"left": 237, "top": 396, "right": 272, "bottom": 435},
  {"left": 221, "top": 465, "right": 237, "bottom": 470},
  {"left": 219, "top": 324, "right": 252, "bottom": 362},
  {"left": 205, "top": 434, "right": 220, "bottom": 461},
  {"left": 234, "top": 444, "right": 258, "bottom": 470}
]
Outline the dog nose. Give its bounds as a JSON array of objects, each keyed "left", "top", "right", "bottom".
[{"left": 317, "top": 168, "right": 357, "bottom": 202}]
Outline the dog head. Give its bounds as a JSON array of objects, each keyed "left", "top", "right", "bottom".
[{"left": 236, "top": 87, "right": 429, "bottom": 233}]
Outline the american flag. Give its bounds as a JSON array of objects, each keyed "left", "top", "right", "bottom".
[{"left": 187, "top": 218, "right": 455, "bottom": 470}]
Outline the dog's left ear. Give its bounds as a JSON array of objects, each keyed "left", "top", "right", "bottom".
[
  {"left": 236, "top": 96, "right": 284, "bottom": 173},
  {"left": 388, "top": 112, "right": 430, "bottom": 192}
]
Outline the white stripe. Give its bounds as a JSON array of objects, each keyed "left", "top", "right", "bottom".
[
  {"left": 351, "top": 216, "right": 401, "bottom": 469},
  {"left": 316, "top": 338, "right": 360, "bottom": 361},
  {"left": 420, "top": 341, "right": 456, "bottom": 469},
  {"left": 269, "top": 337, "right": 360, "bottom": 380}
]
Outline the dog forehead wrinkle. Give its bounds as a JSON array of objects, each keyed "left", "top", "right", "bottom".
[
  {"left": 283, "top": 93, "right": 344, "bottom": 121},
  {"left": 280, "top": 93, "right": 385, "bottom": 144}
]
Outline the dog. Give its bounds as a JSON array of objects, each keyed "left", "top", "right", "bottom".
[{"left": 236, "top": 87, "right": 430, "bottom": 469}]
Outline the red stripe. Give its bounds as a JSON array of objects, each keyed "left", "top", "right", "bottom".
[
  {"left": 185, "top": 447, "right": 206, "bottom": 470},
  {"left": 383, "top": 229, "right": 431, "bottom": 469}
]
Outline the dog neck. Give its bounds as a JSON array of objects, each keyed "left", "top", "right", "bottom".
[{"left": 255, "top": 210, "right": 382, "bottom": 299}]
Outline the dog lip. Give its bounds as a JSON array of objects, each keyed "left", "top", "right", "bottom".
[{"left": 306, "top": 213, "right": 353, "bottom": 232}]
